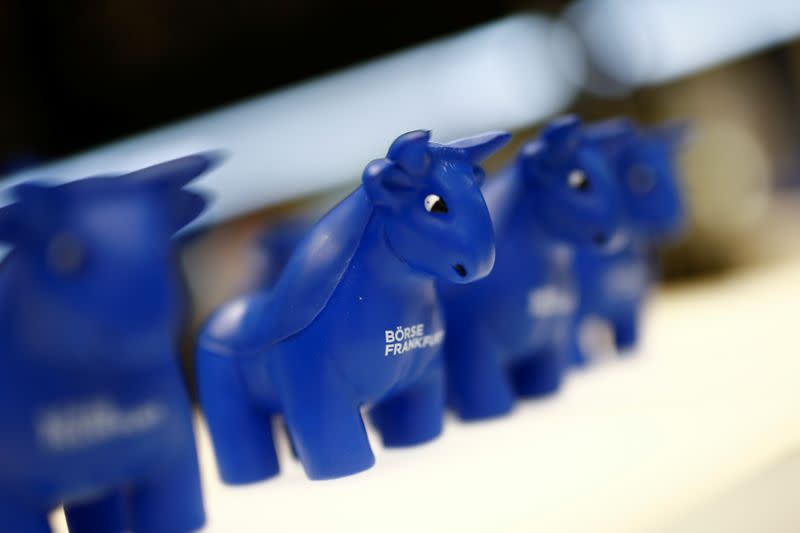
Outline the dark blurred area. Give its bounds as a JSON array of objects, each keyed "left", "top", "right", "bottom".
[
  {"left": 4, "top": 0, "right": 800, "bottom": 312},
  {"left": 0, "top": 0, "right": 522, "bottom": 165}
]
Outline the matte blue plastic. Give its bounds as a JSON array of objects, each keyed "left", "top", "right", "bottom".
[
  {"left": 438, "top": 116, "right": 627, "bottom": 421},
  {"left": 570, "top": 119, "right": 688, "bottom": 364},
  {"left": 197, "top": 130, "right": 510, "bottom": 482},
  {"left": 0, "top": 154, "right": 219, "bottom": 533}
]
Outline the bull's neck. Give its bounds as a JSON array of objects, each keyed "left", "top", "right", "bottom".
[
  {"left": 353, "top": 209, "right": 432, "bottom": 288},
  {"left": 491, "top": 165, "right": 556, "bottom": 247}
]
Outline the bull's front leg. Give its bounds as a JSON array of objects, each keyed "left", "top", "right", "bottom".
[
  {"left": 510, "top": 348, "right": 565, "bottom": 398},
  {"left": 614, "top": 308, "right": 641, "bottom": 353},
  {"left": 272, "top": 349, "right": 374, "bottom": 480},
  {"left": 65, "top": 490, "right": 127, "bottom": 533},
  {"left": 0, "top": 497, "right": 51, "bottom": 533},
  {"left": 444, "top": 324, "right": 514, "bottom": 421},
  {"left": 566, "top": 312, "right": 591, "bottom": 367},
  {"left": 128, "top": 437, "right": 205, "bottom": 533}
]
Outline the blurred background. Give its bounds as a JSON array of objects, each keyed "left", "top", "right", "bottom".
[
  {"left": 3, "top": 1, "right": 800, "bottom": 532},
  {"left": 3, "top": 1, "right": 800, "bottom": 312}
]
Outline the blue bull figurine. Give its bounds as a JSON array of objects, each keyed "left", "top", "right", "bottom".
[
  {"left": 0, "top": 154, "right": 219, "bottom": 533},
  {"left": 439, "top": 116, "right": 626, "bottom": 421},
  {"left": 197, "top": 129, "right": 510, "bottom": 482},
  {"left": 570, "top": 119, "right": 688, "bottom": 364}
]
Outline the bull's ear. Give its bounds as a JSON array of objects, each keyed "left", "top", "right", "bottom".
[
  {"left": 125, "top": 151, "right": 225, "bottom": 190},
  {"left": 11, "top": 181, "right": 53, "bottom": 202},
  {"left": 518, "top": 139, "right": 550, "bottom": 184},
  {"left": 473, "top": 165, "right": 487, "bottom": 187},
  {"left": 170, "top": 190, "right": 209, "bottom": 233},
  {"left": 446, "top": 131, "right": 511, "bottom": 164},
  {"left": 387, "top": 130, "right": 431, "bottom": 177},
  {"left": 586, "top": 118, "right": 637, "bottom": 145},
  {"left": 649, "top": 120, "right": 691, "bottom": 152},
  {"left": 541, "top": 115, "right": 582, "bottom": 156},
  {"left": 520, "top": 115, "right": 584, "bottom": 181},
  {"left": 0, "top": 181, "right": 55, "bottom": 241},
  {"left": 0, "top": 203, "right": 23, "bottom": 244},
  {"left": 362, "top": 158, "right": 415, "bottom": 208}
]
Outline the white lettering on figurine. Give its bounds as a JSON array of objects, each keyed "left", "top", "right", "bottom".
[
  {"left": 527, "top": 286, "right": 576, "bottom": 318},
  {"left": 384, "top": 323, "right": 444, "bottom": 356},
  {"left": 36, "top": 398, "right": 166, "bottom": 452}
]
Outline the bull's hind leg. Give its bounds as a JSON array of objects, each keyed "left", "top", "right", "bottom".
[
  {"left": 0, "top": 499, "right": 50, "bottom": 533},
  {"left": 64, "top": 490, "right": 127, "bottom": 533},
  {"left": 613, "top": 311, "right": 640, "bottom": 352},
  {"left": 510, "top": 349, "right": 565, "bottom": 399},
  {"left": 273, "top": 349, "right": 374, "bottom": 480},
  {"left": 129, "top": 445, "right": 205, "bottom": 533},
  {"left": 280, "top": 419, "right": 299, "bottom": 460},
  {"left": 567, "top": 313, "right": 590, "bottom": 367},
  {"left": 371, "top": 363, "right": 445, "bottom": 447},
  {"left": 445, "top": 327, "right": 514, "bottom": 421},
  {"left": 197, "top": 346, "right": 280, "bottom": 484}
]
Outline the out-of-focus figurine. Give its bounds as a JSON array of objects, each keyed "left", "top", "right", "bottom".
[
  {"left": 570, "top": 119, "right": 688, "bottom": 364},
  {"left": 439, "top": 116, "right": 625, "bottom": 421},
  {"left": 197, "top": 129, "right": 509, "bottom": 482},
  {"left": 0, "top": 154, "right": 219, "bottom": 533},
  {"left": 256, "top": 214, "right": 320, "bottom": 289}
]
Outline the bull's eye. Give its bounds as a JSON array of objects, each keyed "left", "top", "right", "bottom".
[
  {"left": 47, "top": 231, "right": 85, "bottom": 276},
  {"left": 568, "top": 169, "right": 591, "bottom": 192},
  {"left": 424, "top": 194, "right": 448, "bottom": 214},
  {"left": 627, "top": 165, "right": 657, "bottom": 194}
]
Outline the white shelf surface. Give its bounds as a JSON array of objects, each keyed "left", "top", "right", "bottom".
[{"left": 52, "top": 255, "right": 800, "bottom": 532}]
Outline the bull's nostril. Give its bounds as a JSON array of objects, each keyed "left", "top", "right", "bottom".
[
  {"left": 592, "top": 233, "right": 608, "bottom": 246},
  {"left": 453, "top": 264, "right": 467, "bottom": 277}
]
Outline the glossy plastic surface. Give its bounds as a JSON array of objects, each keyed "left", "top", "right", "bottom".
[
  {"left": 256, "top": 215, "right": 320, "bottom": 289},
  {"left": 0, "top": 154, "right": 219, "bottom": 533},
  {"left": 571, "top": 119, "right": 688, "bottom": 364},
  {"left": 197, "top": 130, "right": 510, "bottom": 482},
  {"left": 439, "top": 116, "right": 626, "bottom": 421}
]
